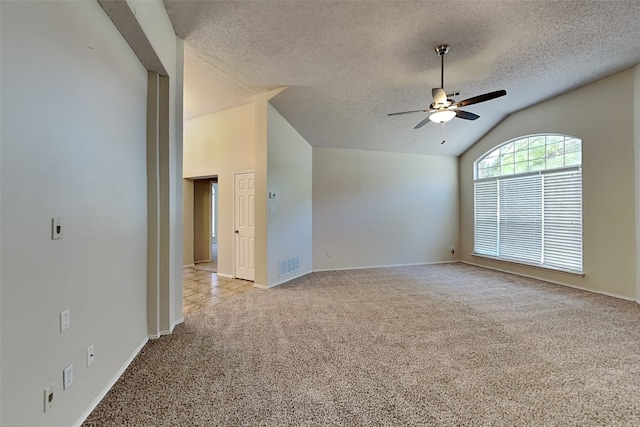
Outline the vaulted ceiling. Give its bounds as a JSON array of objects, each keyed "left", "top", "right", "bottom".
[{"left": 164, "top": 0, "right": 640, "bottom": 156}]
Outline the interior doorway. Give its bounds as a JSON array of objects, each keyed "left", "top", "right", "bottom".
[
  {"left": 210, "top": 180, "right": 218, "bottom": 271},
  {"left": 193, "top": 177, "right": 218, "bottom": 272}
]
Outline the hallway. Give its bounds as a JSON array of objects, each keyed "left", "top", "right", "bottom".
[{"left": 182, "top": 266, "right": 258, "bottom": 315}]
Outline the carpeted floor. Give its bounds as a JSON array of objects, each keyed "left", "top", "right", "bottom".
[{"left": 83, "top": 263, "right": 640, "bottom": 426}]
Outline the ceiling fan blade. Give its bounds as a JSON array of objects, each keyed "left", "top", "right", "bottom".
[
  {"left": 388, "top": 109, "right": 428, "bottom": 116},
  {"left": 432, "top": 88, "right": 447, "bottom": 105},
  {"left": 455, "top": 89, "right": 507, "bottom": 107},
  {"left": 455, "top": 110, "right": 480, "bottom": 120},
  {"left": 414, "top": 116, "right": 431, "bottom": 129}
]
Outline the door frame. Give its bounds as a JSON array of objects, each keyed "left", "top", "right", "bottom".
[{"left": 193, "top": 178, "right": 213, "bottom": 263}]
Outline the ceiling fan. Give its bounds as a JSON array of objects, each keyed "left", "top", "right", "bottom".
[{"left": 388, "top": 44, "right": 506, "bottom": 129}]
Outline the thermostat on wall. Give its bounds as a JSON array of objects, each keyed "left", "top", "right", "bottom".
[{"left": 268, "top": 192, "right": 277, "bottom": 199}]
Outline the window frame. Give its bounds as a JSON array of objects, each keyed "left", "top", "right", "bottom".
[
  {"left": 472, "top": 134, "right": 583, "bottom": 275},
  {"left": 474, "top": 134, "right": 582, "bottom": 180}
]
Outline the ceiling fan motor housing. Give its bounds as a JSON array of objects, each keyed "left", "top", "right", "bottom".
[{"left": 435, "top": 44, "right": 450, "bottom": 56}]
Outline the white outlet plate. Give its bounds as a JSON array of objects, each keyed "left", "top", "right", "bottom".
[
  {"left": 60, "top": 309, "right": 70, "bottom": 333},
  {"left": 44, "top": 383, "right": 55, "bottom": 412},
  {"left": 51, "top": 217, "right": 63, "bottom": 240},
  {"left": 87, "top": 344, "right": 95, "bottom": 366},
  {"left": 63, "top": 364, "right": 73, "bottom": 390}
]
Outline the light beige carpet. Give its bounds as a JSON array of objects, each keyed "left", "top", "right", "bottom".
[{"left": 83, "top": 263, "right": 640, "bottom": 426}]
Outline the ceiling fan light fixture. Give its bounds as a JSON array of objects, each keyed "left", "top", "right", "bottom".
[
  {"left": 387, "top": 44, "right": 507, "bottom": 129},
  {"left": 429, "top": 110, "right": 456, "bottom": 123}
]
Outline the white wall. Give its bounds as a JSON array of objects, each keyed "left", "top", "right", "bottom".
[
  {"left": 0, "top": 1, "right": 161, "bottom": 426},
  {"left": 126, "top": 0, "right": 184, "bottom": 334},
  {"left": 183, "top": 103, "right": 256, "bottom": 275},
  {"left": 172, "top": 38, "right": 185, "bottom": 327},
  {"left": 255, "top": 93, "right": 270, "bottom": 287},
  {"left": 460, "top": 68, "right": 637, "bottom": 300},
  {"left": 263, "top": 104, "right": 313, "bottom": 287},
  {"left": 635, "top": 64, "right": 640, "bottom": 302},
  {"left": 313, "top": 147, "right": 459, "bottom": 270}
]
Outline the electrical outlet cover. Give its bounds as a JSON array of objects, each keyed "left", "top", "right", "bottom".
[
  {"left": 51, "top": 217, "right": 63, "bottom": 240},
  {"left": 87, "top": 344, "right": 95, "bottom": 366},
  {"left": 44, "top": 384, "right": 55, "bottom": 412}
]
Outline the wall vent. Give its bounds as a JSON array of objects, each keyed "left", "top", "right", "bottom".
[{"left": 278, "top": 257, "right": 300, "bottom": 278}]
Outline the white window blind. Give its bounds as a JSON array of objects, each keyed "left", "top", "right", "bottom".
[
  {"left": 474, "top": 168, "right": 582, "bottom": 273},
  {"left": 543, "top": 170, "right": 582, "bottom": 272},
  {"left": 474, "top": 181, "right": 498, "bottom": 256},
  {"left": 499, "top": 174, "right": 542, "bottom": 264}
]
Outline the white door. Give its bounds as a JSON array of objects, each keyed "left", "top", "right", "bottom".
[{"left": 235, "top": 172, "right": 255, "bottom": 281}]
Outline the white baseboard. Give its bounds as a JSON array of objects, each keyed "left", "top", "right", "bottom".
[
  {"left": 461, "top": 260, "right": 635, "bottom": 302},
  {"left": 255, "top": 261, "right": 459, "bottom": 288},
  {"left": 312, "top": 260, "right": 459, "bottom": 273},
  {"left": 183, "top": 263, "right": 195, "bottom": 268},
  {"left": 165, "top": 318, "right": 184, "bottom": 334},
  {"left": 254, "top": 270, "right": 313, "bottom": 289},
  {"left": 217, "top": 272, "right": 233, "bottom": 279},
  {"left": 74, "top": 337, "right": 148, "bottom": 427},
  {"left": 149, "top": 317, "right": 185, "bottom": 339}
]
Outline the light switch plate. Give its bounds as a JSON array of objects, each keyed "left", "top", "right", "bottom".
[{"left": 63, "top": 364, "right": 73, "bottom": 390}]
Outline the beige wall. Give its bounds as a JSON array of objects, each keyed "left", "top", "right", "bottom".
[
  {"left": 253, "top": 89, "right": 286, "bottom": 285},
  {"left": 183, "top": 103, "right": 256, "bottom": 276},
  {"left": 313, "top": 147, "right": 459, "bottom": 270},
  {"left": 183, "top": 179, "right": 195, "bottom": 265},
  {"left": 460, "top": 68, "right": 637, "bottom": 300},
  {"left": 0, "top": 1, "right": 179, "bottom": 425},
  {"left": 263, "top": 104, "right": 313, "bottom": 287},
  {"left": 254, "top": 95, "right": 269, "bottom": 285}
]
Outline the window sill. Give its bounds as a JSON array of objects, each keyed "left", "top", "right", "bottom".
[{"left": 471, "top": 253, "right": 585, "bottom": 277}]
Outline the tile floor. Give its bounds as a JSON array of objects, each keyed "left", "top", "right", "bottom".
[{"left": 182, "top": 265, "right": 259, "bottom": 315}]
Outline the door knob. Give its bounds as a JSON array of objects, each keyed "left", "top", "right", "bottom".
[{"left": 235, "top": 230, "right": 239, "bottom": 234}]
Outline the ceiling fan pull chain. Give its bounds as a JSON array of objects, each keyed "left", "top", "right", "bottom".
[{"left": 441, "top": 122, "right": 446, "bottom": 144}]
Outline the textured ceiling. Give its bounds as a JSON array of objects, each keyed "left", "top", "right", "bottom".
[{"left": 165, "top": 0, "right": 640, "bottom": 156}]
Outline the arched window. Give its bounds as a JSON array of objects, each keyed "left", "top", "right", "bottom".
[{"left": 474, "top": 134, "right": 582, "bottom": 273}]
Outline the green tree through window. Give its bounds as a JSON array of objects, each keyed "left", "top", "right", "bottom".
[{"left": 476, "top": 135, "right": 582, "bottom": 179}]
